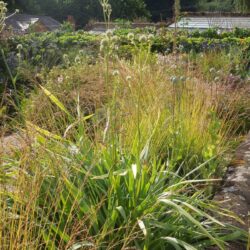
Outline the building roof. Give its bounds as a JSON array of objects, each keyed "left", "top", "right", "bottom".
[
  {"left": 168, "top": 16, "right": 250, "bottom": 29},
  {"left": 5, "top": 14, "right": 61, "bottom": 33}
]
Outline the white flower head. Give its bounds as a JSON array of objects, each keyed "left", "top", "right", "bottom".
[
  {"left": 75, "top": 55, "right": 81, "bottom": 64},
  {"left": 63, "top": 54, "right": 69, "bottom": 60},
  {"left": 148, "top": 34, "right": 154, "bottom": 40},
  {"left": 127, "top": 33, "right": 134, "bottom": 41},
  {"left": 57, "top": 75, "right": 64, "bottom": 83},
  {"left": 112, "top": 70, "right": 119, "bottom": 76},
  {"left": 139, "top": 35, "right": 147, "bottom": 43},
  {"left": 126, "top": 75, "right": 132, "bottom": 81},
  {"left": 106, "top": 29, "right": 113, "bottom": 38},
  {"left": 69, "top": 145, "right": 80, "bottom": 155},
  {"left": 209, "top": 67, "right": 216, "bottom": 74},
  {"left": 79, "top": 49, "right": 85, "bottom": 56},
  {"left": 214, "top": 76, "right": 220, "bottom": 82},
  {"left": 17, "top": 44, "right": 23, "bottom": 50},
  {"left": 170, "top": 76, "right": 178, "bottom": 84},
  {"left": 180, "top": 76, "right": 186, "bottom": 82},
  {"left": 111, "top": 35, "right": 119, "bottom": 42},
  {"left": 101, "top": 38, "right": 109, "bottom": 47}
]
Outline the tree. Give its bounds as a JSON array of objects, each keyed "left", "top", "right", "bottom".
[
  {"left": 196, "top": 0, "right": 235, "bottom": 12},
  {"left": 110, "top": 0, "right": 149, "bottom": 20},
  {"left": 6, "top": 0, "right": 150, "bottom": 27},
  {"left": 145, "top": 0, "right": 174, "bottom": 21},
  {"left": 235, "top": 0, "right": 250, "bottom": 13},
  {"left": 180, "top": 0, "right": 197, "bottom": 12}
]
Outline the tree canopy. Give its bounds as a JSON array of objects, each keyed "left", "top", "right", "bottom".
[{"left": 5, "top": 0, "right": 250, "bottom": 27}]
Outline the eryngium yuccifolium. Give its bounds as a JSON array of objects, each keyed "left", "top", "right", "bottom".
[
  {"left": 139, "top": 35, "right": 147, "bottom": 43},
  {"left": 209, "top": 68, "right": 216, "bottom": 74},
  {"left": 127, "top": 33, "right": 134, "bottom": 41},
  {"left": 106, "top": 29, "right": 113, "bottom": 38},
  {"left": 111, "top": 35, "right": 119, "bottom": 42},
  {"left": 63, "top": 54, "right": 70, "bottom": 64},
  {"left": 79, "top": 49, "right": 85, "bottom": 56},
  {"left": 126, "top": 75, "right": 132, "bottom": 81},
  {"left": 180, "top": 76, "right": 186, "bottom": 82},
  {"left": 170, "top": 76, "right": 178, "bottom": 84},
  {"left": 112, "top": 70, "right": 119, "bottom": 76},
  {"left": 0, "top": 1, "right": 7, "bottom": 8},
  {"left": 148, "top": 34, "right": 154, "bottom": 40},
  {"left": 214, "top": 76, "right": 220, "bottom": 82},
  {"left": 17, "top": 44, "right": 23, "bottom": 50},
  {"left": 101, "top": 38, "right": 109, "bottom": 47},
  {"left": 75, "top": 55, "right": 81, "bottom": 64}
]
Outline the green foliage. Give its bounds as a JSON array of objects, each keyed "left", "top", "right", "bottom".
[
  {"left": 3, "top": 31, "right": 99, "bottom": 68},
  {"left": 114, "top": 18, "right": 132, "bottom": 29},
  {"left": 196, "top": 0, "right": 235, "bottom": 12},
  {"left": 234, "top": 0, "right": 250, "bottom": 13},
  {"left": 2, "top": 133, "right": 245, "bottom": 249},
  {"left": 7, "top": 0, "right": 149, "bottom": 27},
  {"left": 196, "top": 0, "right": 250, "bottom": 12}
]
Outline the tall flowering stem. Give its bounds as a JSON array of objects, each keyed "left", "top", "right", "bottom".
[
  {"left": 0, "top": 1, "right": 7, "bottom": 34},
  {"left": 173, "top": 0, "right": 180, "bottom": 54},
  {"left": 100, "top": 0, "right": 112, "bottom": 29},
  {"left": 0, "top": 1, "right": 19, "bottom": 36}
]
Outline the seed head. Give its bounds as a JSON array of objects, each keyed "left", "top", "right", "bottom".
[
  {"left": 148, "top": 34, "right": 154, "bottom": 40},
  {"left": 180, "top": 76, "right": 186, "bottom": 82},
  {"left": 111, "top": 35, "right": 118, "bottom": 42},
  {"left": 79, "top": 49, "right": 85, "bottom": 56},
  {"left": 209, "top": 68, "right": 216, "bottom": 74},
  {"left": 106, "top": 29, "right": 113, "bottom": 38},
  {"left": 127, "top": 33, "right": 134, "bottom": 41},
  {"left": 63, "top": 54, "right": 69, "bottom": 60},
  {"left": 126, "top": 75, "right": 132, "bottom": 81},
  {"left": 139, "top": 35, "right": 147, "bottom": 43},
  {"left": 17, "top": 44, "right": 23, "bottom": 50},
  {"left": 101, "top": 38, "right": 109, "bottom": 47},
  {"left": 214, "top": 76, "right": 220, "bottom": 82},
  {"left": 170, "top": 76, "right": 178, "bottom": 84},
  {"left": 112, "top": 70, "right": 119, "bottom": 76},
  {"left": 74, "top": 55, "right": 81, "bottom": 64}
]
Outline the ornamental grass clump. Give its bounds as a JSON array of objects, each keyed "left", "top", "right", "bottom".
[
  {"left": 0, "top": 2, "right": 248, "bottom": 247},
  {"left": 0, "top": 114, "right": 246, "bottom": 249},
  {"left": 1, "top": 39, "right": 247, "bottom": 249}
]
